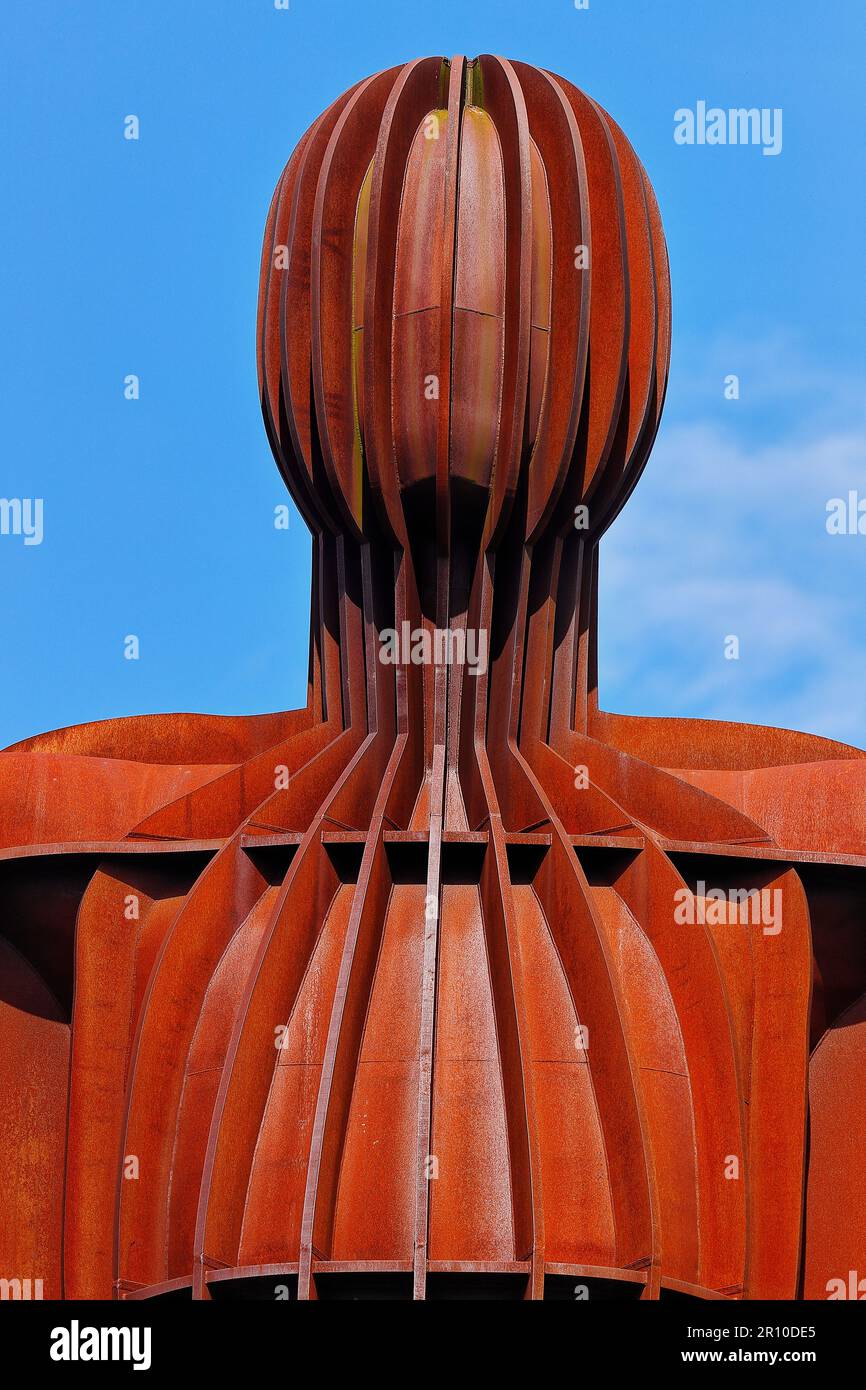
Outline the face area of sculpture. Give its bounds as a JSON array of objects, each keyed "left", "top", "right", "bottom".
[{"left": 258, "top": 54, "right": 671, "bottom": 604}]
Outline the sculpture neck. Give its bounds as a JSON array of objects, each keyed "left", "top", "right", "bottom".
[{"left": 306, "top": 521, "right": 600, "bottom": 835}]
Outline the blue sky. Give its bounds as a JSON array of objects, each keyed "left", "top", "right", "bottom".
[{"left": 1, "top": 0, "right": 865, "bottom": 749}]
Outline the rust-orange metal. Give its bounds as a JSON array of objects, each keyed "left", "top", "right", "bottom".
[{"left": 2, "top": 55, "right": 865, "bottom": 1302}]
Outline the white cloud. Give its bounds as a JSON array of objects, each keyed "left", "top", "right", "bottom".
[{"left": 599, "top": 412, "right": 866, "bottom": 747}]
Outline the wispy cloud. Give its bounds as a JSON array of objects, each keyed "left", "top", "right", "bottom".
[{"left": 599, "top": 358, "right": 866, "bottom": 747}]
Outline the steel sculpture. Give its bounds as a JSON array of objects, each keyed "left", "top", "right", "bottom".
[{"left": 2, "top": 55, "right": 865, "bottom": 1302}]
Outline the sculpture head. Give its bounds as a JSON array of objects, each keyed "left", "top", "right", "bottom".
[{"left": 257, "top": 54, "right": 670, "bottom": 573}]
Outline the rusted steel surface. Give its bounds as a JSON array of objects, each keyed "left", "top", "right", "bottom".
[{"left": 1, "top": 55, "right": 865, "bottom": 1302}]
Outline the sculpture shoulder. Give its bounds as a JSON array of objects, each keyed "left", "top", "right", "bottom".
[
  {"left": 592, "top": 709, "right": 866, "bottom": 773},
  {"left": 4, "top": 707, "right": 312, "bottom": 764},
  {"left": 592, "top": 710, "right": 866, "bottom": 857},
  {"left": 0, "top": 707, "right": 313, "bottom": 850},
  {"left": 674, "top": 757, "right": 866, "bottom": 859}
]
